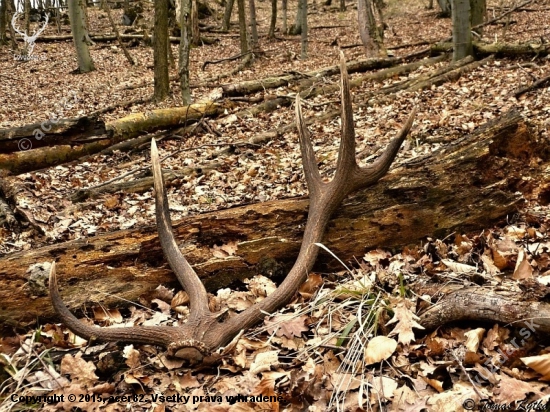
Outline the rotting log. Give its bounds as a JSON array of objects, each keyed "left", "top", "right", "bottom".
[
  {"left": 1, "top": 110, "right": 548, "bottom": 328},
  {"left": 431, "top": 41, "right": 550, "bottom": 57},
  {"left": 0, "top": 101, "right": 226, "bottom": 175},
  {"left": 221, "top": 57, "right": 403, "bottom": 97},
  {"left": 413, "top": 282, "right": 550, "bottom": 334}
]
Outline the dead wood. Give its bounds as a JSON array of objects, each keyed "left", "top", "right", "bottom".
[
  {"left": 413, "top": 282, "right": 550, "bottom": 335},
  {"left": 0, "top": 102, "right": 226, "bottom": 175},
  {"left": 513, "top": 73, "right": 550, "bottom": 98},
  {"left": 1, "top": 110, "right": 547, "bottom": 328},
  {"left": 221, "top": 56, "right": 405, "bottom": 97},
  {"left": 70, "top": 164, "right": 221, "bottom": 202},
  {"left": 431, "top": 41, "right": 550, "bottom": 57}
]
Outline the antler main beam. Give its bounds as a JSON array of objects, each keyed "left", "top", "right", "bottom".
[{"left": 49, "top": 52, "right": 415, "bottom": 363}]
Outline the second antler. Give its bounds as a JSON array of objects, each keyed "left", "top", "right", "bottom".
[{"left": 49, "top": 53, "right": 416, "bottom": 364}]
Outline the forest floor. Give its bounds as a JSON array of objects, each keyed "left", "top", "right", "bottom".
[{"left": 1, "top": 0, "right": 550, "bottom": 410}]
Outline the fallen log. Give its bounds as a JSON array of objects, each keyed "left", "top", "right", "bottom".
[
  {"left": 1, "top": 110, "right": 547, "bottom": 328},
  {"left": 0, "top": 101, "right": 226, "bottom": 174},
  {"left": 431, "top": 41, "right": 550, "bottom": 57},
  {"left": 221, "top": 57, "right": 404, "bottom": 97}
]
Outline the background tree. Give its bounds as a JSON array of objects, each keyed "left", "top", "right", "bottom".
[
  {"left": 300, "top": 0, "right": 307, "bottom": 59},
  {"left": 0, "top": 0, "right": 7, "bottom": 45},
  {"left": 179, "top": 0, "right": 191, "bottom": 103},
  {"left": 437, "top": 0, "right": 451, "bottom": 16},
  {"left": 191, "top": 0, "right": 199, "bottom": 45},
  {"left": 289, "top": 0, "right": 303, "bottom": 34},
  {"left": 154, "top": 0, "right": 169, "bottom": 101},
  {"left": 282, "top": 0, "right": 287, "bottom": 33},
  {"left": 357, "top": 0, "right": 386, "bottom": 58},
  {"left": 267, "top": 0, "right": 276, "bottom": 39},
  {"left": 68, "top": 0, "right": 95, "bottom": 72},
  {"left": 452, "top": 0, "right": 472, "bottom": 60},
  {"left": 237, "top": 0, "right": 249, "bottom": 60},
  {"left": 222, "top": 0, "right": 234, "bottom": 31},
  {"left": 470, "top": 0, "right": 486, "bottom": 36},
  {"left": 248, "top": 0, "right": 258, "bottom": 50}
]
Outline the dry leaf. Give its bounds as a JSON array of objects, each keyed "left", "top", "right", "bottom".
[{"left": 365, "top": 336, "right": 397, "bottom": 365}]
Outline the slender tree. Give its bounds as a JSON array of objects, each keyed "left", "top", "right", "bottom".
[
  {"left": 268, "top": 0, "right": 276, "bottom": 39},
  {"left": 357, "top": 0, "right": 386, "bottom": 58},
  {"left": 300, "top": 0, "right": 307, "bottom": 59},
  {"left": 236, "top": 0, "right": 248, "bottom": 57},
  {"left": 282, "top": 0, "right": 287, "bottom": 33},
  {"left": 179, "top": 0, "right": 191, "bottom": 103},
  {"left": 470, "top": 0, "right": 486, "bottom": 36},
  {"left": 222, "top": 0, "right": 234, "bottom": 31},
  {"left": 154, "top": 0, "right": 169, "bottom": 101},
  {"left": 452, "top": 0, "right": 472, "bottom": 60},
  {"left": 68, "top": 0, "right": 95, "bottom": 72},
  {"left": 0, "top": 0, "right": 7, "bottom": 45},
  {"left": 289, "top": 0, "right": 303, "bottom": 34},
  {"left": 191, "top": 0, "right": 199, "bottom": 45},
  {"left": 248, "top": 0, "right": 258, "bottom": 50}
]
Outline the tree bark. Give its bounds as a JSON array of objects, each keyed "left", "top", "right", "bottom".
[
  {"left": 221, "top": 0, "right": 234, "bottom": 31},
  {"left": 357, "top": 0, "right": 386, "bottom": 58},
  {"left": 236, "top": 0, "right": 248, "bottom": 57},
  {"left": 0, "top": 0, "right": 7, "bottom": 45},
  {"left": 248, "top": 0, "right": 257, "bottom": 50},
  {"left": 452, "top": 0, "right": 472, "bottom": 60},
  {"left": 179, "top": 0, "right": 192, "bottom": 104},
  {"left": 300, "top": 0, "right": 307, "bottom": 59},
  {"left": 268, "top": 0, "right": 276, "bottom": 39},
  {"left": 0, "top": 102, "right": 225, "bottom": 174},
  {"left": 68, "top": 0, "right": 95, "bottom": 72},
  {"left": 191, "top": 0, "right": 200, "bottom": 45},
  {"left": 431, "top": 41, "right": 550, "bottom": 57},
  {"left": 153, "top": 0, "right": 169, "bottom": 101},
  {"left": 2, "top": 110, "right": 548, "bottom": 327},
  {"left": 470, "top": 0, "right": 486, "bottom": 36}
]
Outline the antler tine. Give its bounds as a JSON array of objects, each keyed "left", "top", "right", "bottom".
[
  {"left": 335, "top": 51, "right": 358, "bottom": 181},
  {"left": 295, "top": 95, "right": 323, "bottom": 197},
  {"left": 151, "top": 140, "right": 210, "bottom": 318},
  {"left": 350, "top": 107, "right": 416, "bottom": 193},
  {"left": 11, "top": 13, "right": 25, "bottom": 37},
  {"left": 49, "top": 261, "right": 182, "bottom": 347}
]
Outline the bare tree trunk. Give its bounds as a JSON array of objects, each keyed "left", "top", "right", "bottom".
[
  {"left": 237, "top": 0, "right": 248, "bottom": 56},
  {"left": 437, "top": 0, "right": 451, "bottom": 16},
  {"left": 24, "top": 0, "right": 30, "bottom": 35},
  {"left": 154, "top": 0, "right": 169, "bottom": 101},
  {"left": 282, "top": 0, "right": 287, "bottom": 33},
  {"left": 248, "top": 0, "right": 257, "bottom": 50},
  {"left": 289, "top": 0, "right": 302, "bottom": 34},
  {"left": 5, "top": 0, "right": 17, "bottom": 50},
  {"left": 179, "top": 0, "right": 191, "bottom": 104},
  {"left": 221, "top": 0, "right": 234, "bottom": 31},
  {"left": 102, "top": 0, "right": 135, "bottom": 65},
  {"left": 300, "top": 0, "right": 307, "bottom": 59},
  {"left": 191, "top": 0, "right": 199, "bottom": 45},
  {"left": 267, "top": 0, "right": 276, "bottom": 38},
  {"left": 470, "top": 0, "right": 485, "bottom": 36},
  {"left": 452, "top": 0, "right": 472, "bottom": 60},
  {"left": 339, "top": 0, "right": 345, "bottom": 11},
  {"left": 357, "top": 0, "right": 386, "bottom": 58},
  {"left": 68, "top": 0, "right": 95, "bottom": 72},
  {"left": 427, "top": 0, "right": 433, "bottom": 9},
  {"left": 0, "top": 0, "right": 7, "bottom": 45}
]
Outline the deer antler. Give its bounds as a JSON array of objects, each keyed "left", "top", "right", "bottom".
[{"left": 49, "top": 52, "right": 416, "bottom": 364}]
